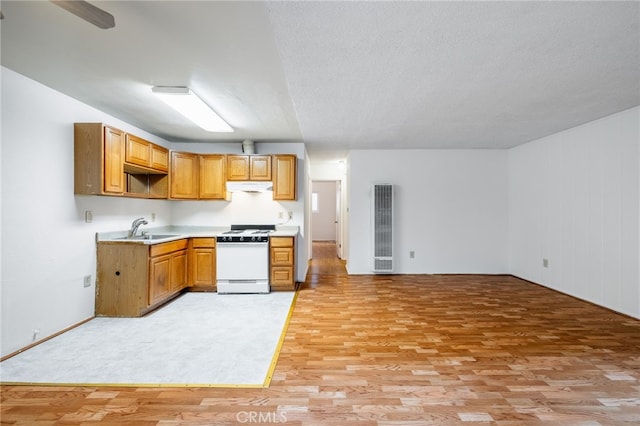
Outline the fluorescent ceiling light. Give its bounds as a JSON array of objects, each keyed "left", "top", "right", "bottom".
[{"left": 152, "top": 86, "right": 233, "bottom": 132}]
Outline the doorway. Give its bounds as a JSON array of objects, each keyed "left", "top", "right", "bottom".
[{"left": 311, "top": 180, "right": 342, "bottom": 258}]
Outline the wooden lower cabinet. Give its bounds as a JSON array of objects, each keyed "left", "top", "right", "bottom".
[
  {"left": 270, "top": 236, "right": 296, "bottom": 291},
  {"left": 149, "top": 248, "right": 188, "bottom": 305},
  {"left": 96, "top": 239, "right": 188, "bottom": 317},
  {"left": 189, "top": 238, "right": 217, "bottom": 291}
]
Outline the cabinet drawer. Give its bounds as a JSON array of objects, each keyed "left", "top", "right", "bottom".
[
  {"left": 191, "top": 237, "right": 216, "bottom": 248},
  {"left": 271, "top": 247, "right": 293, "bottom": 266},
  {"left": 150, "top": 239, "right": 188, "bottom": 257},
  {"left": 271, "top": 266, "right": 294, "bottom": 285},
  {"left": 270, "top": 236, "right": 294, "bottom": 248}
]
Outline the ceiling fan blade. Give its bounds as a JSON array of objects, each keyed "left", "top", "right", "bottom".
[{"left": 51, "top": 1, "right": 115, "bottom": 29}]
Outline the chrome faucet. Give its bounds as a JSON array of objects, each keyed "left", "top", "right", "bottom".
[{"left": 128, "top": 217, "right": 148, "bottom": 237}]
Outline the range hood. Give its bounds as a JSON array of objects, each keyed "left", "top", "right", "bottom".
[{"left": 226, "top": 181, "right": 273, "bottom": 193}]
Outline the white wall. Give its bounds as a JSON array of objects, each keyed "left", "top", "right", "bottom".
[
  {"left": 347, "top": 150, "right": 508, "bottom": 274},
  {"left": 1, "top": 67, "right": 173, "bottom": 357},
  {"left": 508, "top": 107, "right": 640, "bottom": 318}
]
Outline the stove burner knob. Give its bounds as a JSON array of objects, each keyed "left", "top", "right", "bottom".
[
  {"left": 240, "top": 236, "right": 244, "bottom": 242},
  {"left": 251, "top": 236, "right": 257, "bottom": 241}
]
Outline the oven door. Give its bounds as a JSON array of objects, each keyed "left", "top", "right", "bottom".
[{"left": 216, "top": 242, "right": 269, "bottom": 293}]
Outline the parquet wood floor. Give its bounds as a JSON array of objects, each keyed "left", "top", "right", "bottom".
[{"left": 2, "top": 242, "right": 639, "bottom": 425}]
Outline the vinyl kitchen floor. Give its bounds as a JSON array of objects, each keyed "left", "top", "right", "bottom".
[{"left": 0, "top": 292, "right": 296, "bottom": 387}]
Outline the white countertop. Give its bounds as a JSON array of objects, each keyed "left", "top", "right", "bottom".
[{"left": 97, "top": 225, "right": 299, "bottom": 244}]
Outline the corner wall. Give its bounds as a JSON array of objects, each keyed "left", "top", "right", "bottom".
[{"left": 508, "top": 107, "right": 640, "bottom": 318}]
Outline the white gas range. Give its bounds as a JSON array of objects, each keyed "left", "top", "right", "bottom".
[{"left": 216, "top": 224, "right": 275, "bottom": 294}]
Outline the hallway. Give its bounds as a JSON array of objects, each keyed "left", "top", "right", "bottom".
[{"left": 307, "top": 241, "right": 347, "bottom": 279}]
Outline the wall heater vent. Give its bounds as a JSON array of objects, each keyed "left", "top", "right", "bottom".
[{"left": 372, "top": 183, "right": 393, "bottom": 273}]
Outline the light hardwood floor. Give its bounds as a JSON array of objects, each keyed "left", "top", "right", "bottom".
[{"left": 2, "top": 242, "right": 639, "bottom": 425}]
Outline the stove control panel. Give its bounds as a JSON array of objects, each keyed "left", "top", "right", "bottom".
[{"left": 216, "top": 235, "right": 270, "bottom": 243}]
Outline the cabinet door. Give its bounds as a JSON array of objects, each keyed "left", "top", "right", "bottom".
[
  {"left": 170, "top": 250, "right": 188, "bottom": 292},
  {"left": 149, "top": 254, "right": 171, "bottom": 305},
  {"left": 249, "top": 155, "right": 272, "bottom": 181},
  {"left": 125, "top": 134, "right": 151, "bottom": 168},
  {"left": 170, "top": 152, "right": 198, "bottom": 199},
  {"left": 151, "top": 144, "right": 169, "bottom": 172},
  {"left": 103, "top": 126, "right": 125, "bottom": 194},
  {"left": 191, "top": 248, "right": 216, "bottom": 285},
  {"left": 200, "top": 154, "right": 226, "bottom": 199},
  {"left": 227, "top": 155, "right": 250, "bottom": 181},
  {"left": 272, "top": 155, "right": 297, "bottom": 200}
]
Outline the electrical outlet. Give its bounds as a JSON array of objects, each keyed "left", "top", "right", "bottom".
[
  {"left": 542, "top": 258, "right": 549, "bottom": 268},
  {"left": 278, "top": 212, "right": 284, "bottom": 219},
  {"left": 33, "top": 329, "right": 40, "bottom": 341},
  {"left": 151, "top": 213, "right": 156, "bottom": 222},
  {"left": 288, "top": 211, "right": 293, "bottom": 220},
  {"left": 409, "top": 251, "right": 415, "bottom": 259},
  {"left": 85, "top": 210, "right": 93, "bottom": 223},
  {"left": 83, "top": 275, "right": 91, "bottom": 288}
]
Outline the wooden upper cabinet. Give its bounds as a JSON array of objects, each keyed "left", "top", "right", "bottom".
[
  {"left": 170, "top": 152, "right": 199, "bottom": 199},
  {"left": 170, "top": 153, "right": 226, "bottom": 200},
  {"left": 199, "top": 154, "right": 226, "bottom": 199},
  {"left": 103, "top": 126, "right": 126, "bottom": 194},
  {"left": 226, "top": 155, "right": 250, "bottom": 181},
  {"left": 151, "top": 144, "right": 169, "bottom": 172},
  {"left": 226, "top": 155, "right": 271, "bottom": 181},
  {"left": 272, "top": 154, "right": 297, "bottom": 200},
  {"left": 249, "top": 155, "right": 272, "bottom": 181},
  {"left": 75, "top": 123, "right": 125, "bottom": 195},
  {"left": 125, "top": 134, "right": 169, "bottom": 173},
  {"left": 75, "top": 123, "right": 169, "bottom": 198},
  {"left": 76, "top": 124, "right": 294, "bottom": 202},
  {"left": 125, "top": 134, "right": 151, "bottom": 168}
]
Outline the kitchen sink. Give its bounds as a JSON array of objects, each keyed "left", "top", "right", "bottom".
[{"left": 114, "top": 234, "right": 180, "bottom": 241}]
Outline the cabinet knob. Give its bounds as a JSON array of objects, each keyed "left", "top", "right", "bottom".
[{"left": 115, "top": 271, "right": 120, "bottom": 276}]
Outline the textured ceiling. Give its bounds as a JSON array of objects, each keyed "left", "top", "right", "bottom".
[{"left": 2, "top": 1, "right": 638, "bottom": 163}]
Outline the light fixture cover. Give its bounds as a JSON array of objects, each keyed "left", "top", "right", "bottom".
[{"left": 152, "top": 86, "right": 233, "bottom": 132}]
